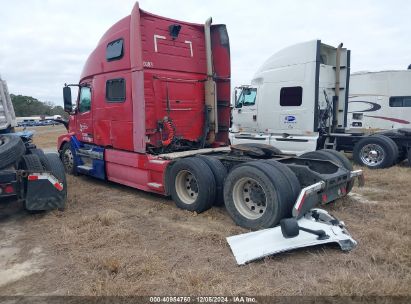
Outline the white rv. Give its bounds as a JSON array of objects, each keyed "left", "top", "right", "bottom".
[{"left": 348, "top": 70, "right": 411, "bottom": 131}]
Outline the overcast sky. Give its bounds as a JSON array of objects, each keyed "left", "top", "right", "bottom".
[{"left": 0, "top": 0, "right": 410, "bottom": 105}]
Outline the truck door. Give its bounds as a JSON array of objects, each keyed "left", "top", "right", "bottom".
[
  {"left": 75, "top": 85, "right": 94, "bottom": 143},
  {"left": 232, "top": 87, "right": 258, "bottom": 132}
]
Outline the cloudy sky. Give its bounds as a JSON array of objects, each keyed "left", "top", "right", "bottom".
[{"left": 0, "top": 0, "right": 410, "bottom": 105}]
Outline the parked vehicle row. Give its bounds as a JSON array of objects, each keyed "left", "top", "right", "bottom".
[{"left": 17, "top": 120, "right": 62, "bottom": 128}]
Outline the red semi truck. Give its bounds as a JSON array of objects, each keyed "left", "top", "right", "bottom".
[{"left": 58, "top": 2, "right": 363, "bottom": 229}]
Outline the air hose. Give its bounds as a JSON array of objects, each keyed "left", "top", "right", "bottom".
[{"left": 161, "top": 117, "right": 175, "bottom": 146}]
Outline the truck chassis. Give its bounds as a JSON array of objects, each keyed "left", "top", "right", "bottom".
[{"left": 59, "top": 139, "right": 363, "bottom": 230}]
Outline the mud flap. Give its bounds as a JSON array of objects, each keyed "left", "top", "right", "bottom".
[
  {"left": 227, "top": 209, "right": 357, "bottom": 265},
  {"left": 24, "top": 173, "right": 66, "bottom": 210}
]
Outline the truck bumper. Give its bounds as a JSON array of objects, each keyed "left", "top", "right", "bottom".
[{"left": 291, "top": 169, "right": 364, "bottom": 218}]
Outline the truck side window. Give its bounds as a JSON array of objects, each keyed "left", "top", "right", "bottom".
[
  {"left": 78, "top": 87, "right": 91, "bottom": 113},
  {"left": 280, "top": 86, "right": 302, "bottom": 106},
  {"left": 236, "top": 88, "right": 257, "bottom": 108},
  {"left": 106, "top": 79, "right": 126, "bottom": 102},
  {"left": 106, "top": 39, "right": 124, "bottom": 61},
  {"left": 389, "top": 96, "right": 411, "bottom": 107}
]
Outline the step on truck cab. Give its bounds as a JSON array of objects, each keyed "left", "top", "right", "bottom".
[
  {"left": 58, "top": 2, "right": 363, "bottom": 230},
  {"left": 230, "top": 41, "right": 411, "bottom": 168}
]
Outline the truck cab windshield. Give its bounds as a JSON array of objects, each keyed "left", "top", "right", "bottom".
[{"left": 236, "top": 88, "right": 257, "bottom": 108}]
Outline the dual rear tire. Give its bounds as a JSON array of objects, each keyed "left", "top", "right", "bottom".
[
  {"left": 224, "top": 161, "right": 301, "bottom": 229},
  {"left": 168, "top": 156, "right": 301, "bottom": 230},
  {"left": 169, "top": 157, "right": 217, "bottom": 213}
]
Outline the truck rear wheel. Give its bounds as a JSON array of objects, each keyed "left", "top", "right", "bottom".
[
  {"left": 196, "top": 155, "right": 227, "bottom": 206},
  {"left": 261, "top": 159, "right": 301, "bottom": 201},
  {"left": 224, "top": 162, "right": 290, "bottom": 229},
  {"left": 353, "top": 135, "right": 398, "bottom": 168},
  {"left": 0, "top": 135, "right": 26, "bottom": 169},
  {"left": 373, "top": 134, "right": 399, "bottom": 164},
  {"left": 300, "top": 150, "right": 342, "bottom": 165},
  {"left": 60, "top": 142, "right": 75, "bottom": 175},
  {"left": 321, "top": 149, "right": 353, "bottom": 171},
  {"left": 19, "top": 154, "right": 44, "bottom": 172},
  {"left": 169, "top": 157, "right": 216, "bottom": 213}
]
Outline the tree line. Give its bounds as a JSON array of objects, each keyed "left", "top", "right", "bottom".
[{"left": 10, "top": 94, "right": 68, "bottom": 118}]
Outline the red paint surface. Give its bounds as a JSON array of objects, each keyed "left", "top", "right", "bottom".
[{"left": 60, "top": 3, "right": 230, "bottom": 194}]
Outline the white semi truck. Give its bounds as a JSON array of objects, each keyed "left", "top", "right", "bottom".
[
  {"left": 230, "top": 40, "right": 411, "bottom": 168},
  {"left": 347, "top": 69, "right": 411, "bottom": 131}
]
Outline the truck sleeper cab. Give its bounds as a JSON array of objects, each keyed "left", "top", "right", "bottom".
[{"left": 58, "top": 2, "right": 363, "bottom": 230}]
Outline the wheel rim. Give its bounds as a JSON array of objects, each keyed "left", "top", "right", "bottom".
[
  {"left": 175, "top": 170, "right": 199, "bottom": 204},
  {"left": 63, "top": 149, "right": 74, "bottom": 172},
  {"left": 360, "top": 144, "right": 385, "bottom": 167},
  {"left": 232, "top": 177, "right": 267, "bottom": 220}
]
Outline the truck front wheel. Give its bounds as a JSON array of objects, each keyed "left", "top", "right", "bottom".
[
  {"left": 353, "top": 136, "right": 398, "bottom": 169},
  {"left": 60, "top": 142, "right": 75, "bottom": 175},
  {"left": 169, "top": 157, "right": 216, "bottom": 213}
]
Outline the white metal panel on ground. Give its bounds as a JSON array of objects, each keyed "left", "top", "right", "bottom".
[{"left": 227, "top": 209, "right": 357, "bottom": 265}]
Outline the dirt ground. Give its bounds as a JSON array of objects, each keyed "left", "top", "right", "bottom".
[{"left": 0, "top": 127, "right": 410, "bottom": 296}]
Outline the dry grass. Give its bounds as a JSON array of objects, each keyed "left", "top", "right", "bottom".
[{"left": 0, "top": 128, "right": 410, "bottom": 296}]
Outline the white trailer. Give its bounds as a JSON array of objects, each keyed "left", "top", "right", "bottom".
[
  {"left": 347, "top": 70, "right": 411, "bottom": 131},
  {"left": 230, "top": 41, "right": 411, "bottom": 168},
  {"left": 231, "top": 40, "right": 350, "bottom": 155}
]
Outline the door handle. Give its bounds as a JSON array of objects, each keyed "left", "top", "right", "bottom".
[{"left": 238, "top": 109, "right": 242, "bottom": 113}]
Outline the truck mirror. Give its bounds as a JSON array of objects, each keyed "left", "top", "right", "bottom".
[{"left": 63, "top": 86, "right": 72, "bottom": 112}]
